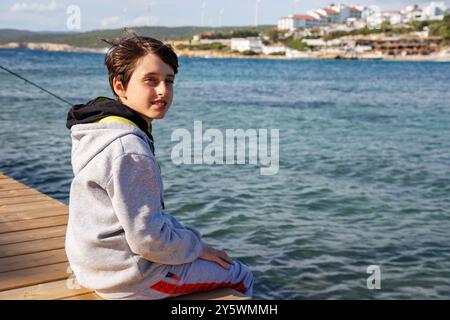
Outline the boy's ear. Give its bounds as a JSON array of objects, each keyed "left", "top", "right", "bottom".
[{"left": 113, "top": 76, "right": 127, "bottom": 99}]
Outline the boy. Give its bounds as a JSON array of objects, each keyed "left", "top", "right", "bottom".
[{"left": 65, "top": 35, "right": 254, "bottom": 300}]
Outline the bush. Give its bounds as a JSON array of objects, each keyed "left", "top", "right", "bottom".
[
  {"left": 175, "top": 42, "right": 229, "bottom": 51},
  {"left": 175, "top": 44, "right": 189, "bottom": 50},
  {"left": 269, "top": 51, "right": 286, "bottom": 56},
  {"left": 283, "top": 38, "right": 309, "bottom": 51},
  {"left": 428, "top": 15, "right": 450, "bottom": 43},
  {"left": 264, "top": 29, "right": 284, "bottom": 42},
  {"left": 241, "top": 50, "right": 258, "bottom": 56},
  {"left": 201, "top": 30, "right": 260, "bottom": 40}
]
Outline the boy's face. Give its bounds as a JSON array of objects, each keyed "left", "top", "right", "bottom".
[{"left": 114, "top": 52, "right": 175, "bottom": 122}]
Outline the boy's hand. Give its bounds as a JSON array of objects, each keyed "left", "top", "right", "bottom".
[{"left": 199, "top": 244, "right": 234, "bottom": 270}]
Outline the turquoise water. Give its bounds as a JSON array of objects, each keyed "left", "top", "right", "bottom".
[{"left": 1, "top": 48, "right": 450, "bottom": 299}]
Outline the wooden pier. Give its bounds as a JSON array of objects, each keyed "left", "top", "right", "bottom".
[
  {"left": 0, "top": 172, "right": 249, "bottom": 300},
  {"left": 355, "top": 36, "right": 443, "bottom": 56}
]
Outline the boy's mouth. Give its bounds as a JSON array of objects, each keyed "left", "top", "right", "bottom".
[{"left": 152, "top": 100, "right": 167, "bottom": 109}]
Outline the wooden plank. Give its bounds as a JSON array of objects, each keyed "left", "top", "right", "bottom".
[
  {"left": 0, "top": 225, "right": 66, "bottom": 245},
  {"left": 0, "top": 194, "right": 55, "bottom": 206},
  {"left": 0, "top": 179, "right": 28, "bottom": 186},
  {"left": 0, "top": 248, "right": 67, "bottom": 273},
  {"left": 62, "top": 290, "right": 250, "bottom": 300},
  {"left": 0, "top": 200, "right": 66, "bottom": 214},
  {"left": 0, "top": 262, "right": 70, "bottom": 291},
  {"left": 0, "top": 206, "right": 67, "bottom": 223},
  {"left": 0, "top": 184, "right": 31, "bottom": 192},
  {"left": 0, "top": 279, "right": 92, "bottom": 300},
  {"left": 0, "top": 188, "right": 43, "bottom": 199},
  {"left": 0, "top": 215, "right": 68, "bottom": 234},
  {"left": 0, "top": 236, "right": 65, "bottom": 258},
  {"left": 62, "top": 292, "right": 103, "bottom": 300},
  {"left": 170, "top": 288, "right": 252, "bottom": 300},
  {"left": 0, "top": 174, "right": 250, "bottom": 301}
]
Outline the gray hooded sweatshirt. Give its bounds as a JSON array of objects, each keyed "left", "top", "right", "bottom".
[{"left": 66, "top": 119, "right": 204, "bottom": 299}]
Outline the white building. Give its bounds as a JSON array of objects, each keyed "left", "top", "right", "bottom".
[
  {"left": 285, "top": 48, "right": 310, "bottom": 58},
  {"left": 278, "top": 4, "right": 364, "bottom": 30},
  {"left": 277, "top": 14, "right": 321, "bottom": 31},
  {"left": 310, "top": 10, "right": 328, "bottom": 24},
  {"left": 322, "top": 7, "right": 340, "bottom": 23},
  {"left": 278, "top": 2, "right": 447, "bottom": 32},
  {"left": 230, "top": 38, "right": 263, "bottom": 53},
  {"left": 307, "top": 11, "right": 324, "bottom": 24},
  {"left": 364, "top": 1, "right": 447, "bottom": 28},
  {"left": 302, "top": 38, "right": 342, "bottom": 47},
  {"left": 198, "top": 39, "right": 232, "bottom": 46},
  {"left": 318, "top": 5, "right": 362, "bottom": 24},
  {"left": 366, "top": 13, "right": 384, "bottom": 27},
  {"left": 346, "top": 17, "right": 367, "bottom": 29},
  {"left": 385, "top": 11, "right": 403, "bottom": 25},
  {"left": 423, "top": 1, "right": 447, "bottom": 20},
  {"left": 349, "top": 6, "right": 364, "bottom": 19},
  {"left": 277, "top": 15, "right": 305, "bottom": 31},
  {"left": 400, "top": 2, "right": 447, "bottom": 22},
  {"left": 403, "top": 4, "right": 426, "bottom": 21},
  {"left": 277, "top": 16, "right": 295, "bottom": 31},
  {"left": 362, "top": 5, "right": 381, "bottom": 21},
  {"left": 338, "top": 6, "right": 352, "bottom": 22},
  {"left": 262, "top": 45, "right": 287, "bottom": 55}
]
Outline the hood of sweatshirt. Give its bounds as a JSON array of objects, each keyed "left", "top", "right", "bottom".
[{"left": 66, "top": 97, "right": 155, "bottom": 175}]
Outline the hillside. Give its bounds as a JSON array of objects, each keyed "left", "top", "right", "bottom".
[{"left": 0, "top": 25, "right": 275, "bottom": 48}]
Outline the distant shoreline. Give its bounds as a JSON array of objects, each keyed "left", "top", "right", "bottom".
[
  {"left": 0, "top": 42, "right": 105, "bottom": 54},
  {"left": 1, "top": 41, "right": 450, "bottom": 62}
]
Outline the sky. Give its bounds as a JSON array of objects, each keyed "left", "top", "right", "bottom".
[{"left": 0, "top": 0, "right": 448, "bottom": 32}]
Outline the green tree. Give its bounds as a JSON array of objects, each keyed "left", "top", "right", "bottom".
[
  {"left": 283, "top": 38, "right": 309, "bottom": 51},
  {"left": 428, "top": 15, "right": 450, "bottom": 43}
]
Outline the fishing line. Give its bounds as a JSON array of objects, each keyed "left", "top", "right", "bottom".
[{"left": 0, "top": 65, "right": 73, "bottom": 106}]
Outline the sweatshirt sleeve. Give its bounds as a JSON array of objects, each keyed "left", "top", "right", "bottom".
[
  {"left": 161, "top": 211, "right": 203, "bottom": 241},
  {"left": 106, "top": 152, "right": 204, "bottom": 265}
]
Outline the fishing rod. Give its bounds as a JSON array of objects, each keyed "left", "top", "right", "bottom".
[{"left": 0, "top": 65, "right": 73, "bottom": 106}]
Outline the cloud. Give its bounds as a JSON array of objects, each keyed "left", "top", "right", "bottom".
[
  {"left": 101, "top": 16, "right": 121, "bottom": 28},
  {"left": 100, "top": 15, "right": 160, "bottom": 28},
  {"left": 131, "top": 16, "right": 160, "bottom": 26},
  {"left": 10, "top": 0, "right": 60, "bottom": 13}
]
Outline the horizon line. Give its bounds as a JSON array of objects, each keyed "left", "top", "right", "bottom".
[{"left": 0, "top": 24, "right": 277, "bottom": 34}]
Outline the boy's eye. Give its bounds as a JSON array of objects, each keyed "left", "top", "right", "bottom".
[
  {"left": 145, "top": 77, "right": 158, "bottom": 83},
  {"left": 144, "top": 77, "right": 174, "bottom": 85}
]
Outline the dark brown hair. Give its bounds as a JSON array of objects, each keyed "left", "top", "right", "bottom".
[{"left": 102, "top": 33, "right": 178, "bottom": 98}]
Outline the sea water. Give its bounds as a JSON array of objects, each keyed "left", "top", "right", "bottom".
[{"left": 1, "top": 48, "right": 450, "bottom": 299}]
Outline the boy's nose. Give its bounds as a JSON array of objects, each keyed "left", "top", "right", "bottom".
[{"left": 156, "top": 81, "right": 168, "bottom": 96}]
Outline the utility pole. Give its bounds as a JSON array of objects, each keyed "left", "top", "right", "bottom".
[
  {"left": 201, "top": 0, "right": 207, "bottom": 26},
  {"left": 292, "top": 0, "right": 301, "bottom": 14},
  {"left": 219, "top": 8, "right": 224, "bottom": 27},
  {"left": 255, "top": 0, "right": 261, "bottom": 26}
]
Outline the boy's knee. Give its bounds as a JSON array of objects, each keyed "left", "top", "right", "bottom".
[
  {"left": 233, "top": 260, "right": 254, "bottom": 296},
  {"left": 232, "top": 260, "right": 253, "bottom": 281},
  {"left": 243, "top": 262, "right": 254, "bottom": 279}
]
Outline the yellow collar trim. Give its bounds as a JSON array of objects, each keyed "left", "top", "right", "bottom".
[{"left": 96, "top": 116, "right": 152, "bottom": 134}]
